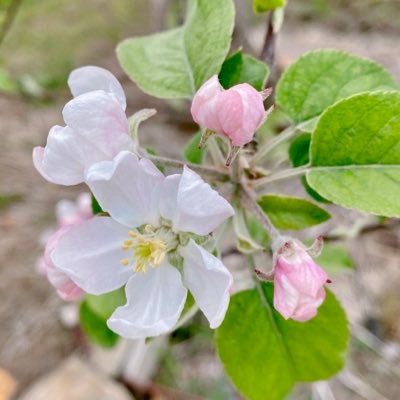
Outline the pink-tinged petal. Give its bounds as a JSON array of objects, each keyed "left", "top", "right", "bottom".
[
  {"left": 180, "top": 240, "right": 232, "bottom": 328},
  {"left": 51, "top": 217, "right": 133, "bottom": 295},
  {"left": 160, "top": 166, "right": 234, "bottom": 235},
  {"left": 107, "top": 262, "right": 187, "bottom": 339},
  {"left": 191, "top": 75, "right": 224, "bottom": 132},
  {"left": 33, "top": 126, "right": 86, "bottom": 185},
  {"left": 68, "top": 66, "right": 126, "bottom": 110},
  {"left": 56, "top": 193, "right": 92, "bottom": 227},
  {"left": 273, "top": 269, "right": 300, "bottom": 320},
  {"left": 278, "top": 241, "right": 328, "bottom": 298},
  {"left": 86, "top": 151, "right": 164, "bottom": 228},
  {"left": 217, "top": 83, "right": 264, "bottom": 146},
  {"left": 62, "top": 90, "right": 131, "bottom": 158},
  {"left": 291, "top": 288, "right": 326, "bottom": 322},
  {"left": 41, "top": 226, "right": 84, "bottom": 301}
]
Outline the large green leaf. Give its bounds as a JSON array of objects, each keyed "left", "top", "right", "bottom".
[
  {"left": 276, "top": 49, "right": 398, "bottom": 127},
  {"left": 258, "top": 194, "right": 330, "bottom": 230},
  {"left": 219, "top": 50, "right": 269, "bottom": 91},
  {"left": 117, "top": 0, "right": 235, "bottom": 99},
  {"left": 80, "top": 300, "right": 119, "bottom": 348},
  {"left": 253, "top": 0, "right": 285, "bottom": 13},
  {"left": 216, "top": 283, "right": 349, "bottom": 400},
  {"left": 307, "top": 91, "right": 400, "bottom": 217}
]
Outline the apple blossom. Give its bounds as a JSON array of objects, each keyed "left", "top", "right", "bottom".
[
  {"left": 37, "top": 193, "right": 92, "bottom": 301},
  {"left": 272, "top": 238, "right": 330, "bottom": 322},
  {"left": 33, "top": 66, "right": 134, "bottom": 186},
  {"left": 191, "top": 75, "right": 266, "bottom": 148},
  {"left": 51, "top": 151, "right": 234, "bottom": 339}
]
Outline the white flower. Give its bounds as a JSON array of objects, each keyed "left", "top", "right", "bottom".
[
  {"left": 33, "top": 66, "right": 134, "bottom": 185},
  {"left": 51, "top": 151, "right": 234, "bottom": 339}
]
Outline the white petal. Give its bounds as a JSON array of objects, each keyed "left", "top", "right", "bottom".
[
  {"left": 68, "top": 66, "right": 126, "bottom": 110},
  {"left": 51, "top": 217, "right": 133, "bottom": 295},
  {"left": 86, "top": 151, "right": 164, "bottom": 228},
  {"left": 63, "top": 90, "right": 132, "bottom": 158},
  {"left": 107, "top": 263, "right": 187, "bottom": 339},
  {"left": 180, "top": 240, "right": 232, "bottom": 328},
  {"left": 33, "top": 125, "right": 87, "bottom": 185},
  {"left": 160, "top": 166, "right": 234, "bottom": 235}
]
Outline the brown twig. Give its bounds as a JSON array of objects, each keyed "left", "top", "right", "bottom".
[{"left": 260, "top": 12, "right": 276, "bottom": 74}]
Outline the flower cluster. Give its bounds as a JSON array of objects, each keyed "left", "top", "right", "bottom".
[
  {"left": 34, "top": 67, "right": 331, "bottom": 341},
  {"left": 34, "top": 67, "right": 234, "bottom": 339}
]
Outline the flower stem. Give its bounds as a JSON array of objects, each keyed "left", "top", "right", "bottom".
[
  {"left": 241, "top": 182, "right": 280, "bottom": 241},
  {"left": 141, "top": 152, "right": 230, "bottom": 181},
  {"left": 250, "top": 125, "right": 297, "bottom": 166},
  {"left": 253, "top": 165, "right": 309, "bottom": 190}
]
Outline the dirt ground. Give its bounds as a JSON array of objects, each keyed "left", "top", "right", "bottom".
[{"left": 1, "top": 2, "right": 400, "bottom": 399}]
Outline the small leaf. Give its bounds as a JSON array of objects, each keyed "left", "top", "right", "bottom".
[
  {"left": 289, "top": 133, "right": 330, "bottom": 203},
  {"left": 91, "top": 194, "right": 103, "bottom": 215},
  {"left": 233, "top": 208, "right": 265, "bottom": 253},
  {"left": 258, "top": 194, "right": 331, "bottom": 230},
  {"left": 216, "top": 283, "right": 349, "bottom": 400},
  {"left": 316, "top": 244, "right": 354, "bottom": 274},
  {"left": 307, "top": 91, "right": 400, "bottom": 217},
  {"left": 253, "top": 0, "right": 285, "bottom": 13},
  {"left": 79, "top": 300, "right": 119, "bottom": 348},
  {"left": 183, "top": 131, "right": 204, "bottom": 164},
  {"left": 219, "top": 50, "right": 269, "bottom": 91},
  {"left": 117, "top": 0, "right": 235, "bottom": 99},
  {"left": 276, "top": 49, "right": 398, "bottom": 126},
  {"left": 128, "top": 108, "right": 156, "bottom": 140},
  {"left": 85, "top": 287, "right": 126, "bottom": 320}
]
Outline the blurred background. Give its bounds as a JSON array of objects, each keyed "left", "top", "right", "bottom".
[{"left": 1, "top": 0, "right": 400, "bottom": 399}]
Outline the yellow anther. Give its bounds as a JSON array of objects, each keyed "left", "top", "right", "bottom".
[
  {"left": 121, "top": 245, "right": 130, "bottom": 251},
  {"left": 120, "top": 258, "right": 129, "bottom": 266},
  {"left": 124, "top": 239, "right": 133, "bottom": 245},
  {"left": 128, "top": 230, "right": 137, "bottom": 238}
]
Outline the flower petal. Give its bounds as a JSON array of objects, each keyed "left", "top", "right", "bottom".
[
  {"left": 180, "top": 240, "right": 232, "bottom": 328},
  {"left": 273, "top": 269, "right": 300, "bottom": 320},
  {"left": 51, "top": 216, "right": 133, "bottom": 295},
  {"left": 107, "top": 262, "right": 187, "bottom": 339},
  {"left": 160, "top": 166, "right": 234, "bottom": 235},
  {"left": 63, "top": 90, "right": 132, "bottom": 158},
  {"left": 68, "top": 66, "right": 126, "bottom": 110},
  {"left": 33, "top": 126, "right": 87, "bottom": 185},
  {"left": 86, "top": 151, "right": 164, "bottom": 227}
]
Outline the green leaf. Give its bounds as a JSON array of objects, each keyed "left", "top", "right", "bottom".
[
  {"left": 85, "top": 287, "right": 126, "bottom": 320},
  {"left": 289, "top": 133, "right": 330, "bottom": 203},
  {"left": 128, "top": 108, "right": 156, "bottom": 140},
  {"left": 258, "top": 194, "right": 330, "bottom": 230},
  {"left": 80, "top": 300, "right": 119, "bottom": 348},
  {"left": 219, "top": 50, "right": 269, "bottom": 91},
  {"left": 316, "top": 244, "right": 354, "bottom": 274},
  {"left": 183, "top": 131, "right": 204, "bottom": 164},
  {"left": 253, "top": 0, "right": 285, "bottom": 13},
  {"left": 117, "top": 0, "right": 235, "bottom": 99},
  {"left": 233, "top": 207, "right": 264, "bottom": 253},
  {"left": 276, "top": 49, "right": 398, "bottom": 126},
  {"left": 91, "top": 194, "right": 103, "bottom": 215},
  {"left": 216, "top": 283, "right": 349, "bottom": 400},
  {"left": 307, "top": 91, "right": 400, "bottom": 217},
  {"left": 0, "top": 67, "right": 18, "bottom": 94}
]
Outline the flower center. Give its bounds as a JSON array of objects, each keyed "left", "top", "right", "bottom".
[{"left": 120, "top": 226, "right": 167, "bottom": 272}]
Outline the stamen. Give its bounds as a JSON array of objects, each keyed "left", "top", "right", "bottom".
[{"left": 120, "top": 259, "right": 129, "bottom": 266}]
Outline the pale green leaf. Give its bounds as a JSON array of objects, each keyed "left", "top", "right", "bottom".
[
  {"left": 219, "top": 50, "right": 269, "bottom": 91},
  {"left": 85, "top": 287, "right": 126, "bottom": 320},
  {"left": 253, "top": 0, "right": 285, "bottom": 13},
  {"left": 307, "top": 91, "right": 400, "bottom": 217},
  {"left": 258, "top": 194, "right": 330, "bottom": 230},
  {"left": 276, "top": 49, "right": 398, "bottom": 126},
  {"left": 216, "top": 283, "right": 349, "bottom": 400},
  {"left": 316, "top": 244, "right": 354, "bottom": 274},
  {"left": 117, "top": 0, "right": 235, "bottom": 99}
]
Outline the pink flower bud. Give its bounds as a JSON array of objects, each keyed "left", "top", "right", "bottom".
[
  {"left": 273, "top": 239, "right": 330, "bottom": 322},
  {"left": 191, "top": 75, "right": 265, "bottom": 147}
]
